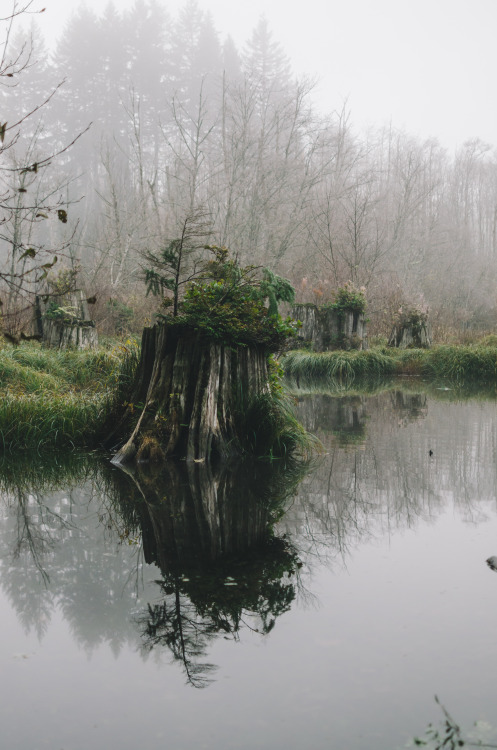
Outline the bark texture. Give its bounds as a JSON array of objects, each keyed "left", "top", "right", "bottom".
[
  {"left": 292, "top": 304, "right": 368, "bottom": 351},
  {"left": 35, "top": 290, "right": 98, "bottom": 350},
  {"left": 388, "top": 321, "right": 431, "bottom": 348},
  {"left": 110, "top": 323, "right": 270, "bottom": 464}
]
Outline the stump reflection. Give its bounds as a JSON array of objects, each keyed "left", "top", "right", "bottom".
[{"left": 112, "top": 459, "right": 303, "bottom": 687}]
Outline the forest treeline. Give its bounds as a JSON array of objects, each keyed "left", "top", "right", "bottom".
[{"left": 3, "top": 0, "right": 497, "bottom": 337}]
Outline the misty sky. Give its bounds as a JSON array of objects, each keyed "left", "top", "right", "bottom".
[{"left": 33, "top": 0, "right": 497, "bottom": 151}]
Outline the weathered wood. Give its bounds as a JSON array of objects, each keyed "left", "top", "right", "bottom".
[
  {"left": 35, "top": 290, "right": 98, "bottom": 350},
  {"left": 388, "top": 321, "right": 431, "bottom": 348},
  {"left": 292, "top": 304, "right": 368, "bottom": 351},
  {"left": 110, "top": 322, "right": 270, "bottom": 464}
]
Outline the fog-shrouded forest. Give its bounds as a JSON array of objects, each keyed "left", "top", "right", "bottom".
[{"left": 3, "top": 0, "right": 497, "bottom": 337}]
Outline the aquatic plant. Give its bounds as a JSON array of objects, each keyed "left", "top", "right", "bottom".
[
  {"left": 422, "top": 344, "right": 497, "bottom": 382},
  {"left": 235, "top": 389, "right": 319, "bottom": 462},
  {"left": 413, "top": 696, "right": 497, "bottom": 748}
]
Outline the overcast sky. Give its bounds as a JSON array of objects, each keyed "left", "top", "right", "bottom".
[{"left": 33, "top": 0, "right": 497, "bottom": 152}]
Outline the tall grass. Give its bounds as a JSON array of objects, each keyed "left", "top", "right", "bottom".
[
  {"left": 236, "top": 390, "right": 320, "bottom": 462},
  {"left": 283, "top": 349, "right": 397, "bottom": 384},
  {"left": 0, "top": 339, "right": 140, "bottom": 452},
  {"left": 422, "top": 345, "right": 497, "bottom": 381},
  {"left": 283, "top": 344, "right": 497, "bottom": 385}
]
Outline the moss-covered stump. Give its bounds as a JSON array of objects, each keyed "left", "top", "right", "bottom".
[
  {"left": 35, "top": 290, "right": 98, "bottom": 350},
  {"left": 292, "top": 304, "right": 368, "bottom": 351},
  {"left": 388, "top": 321, "right": 431, "bottom": 349},
  {"left": 110, "top": 322, "right": 270, "bottom": 464}
]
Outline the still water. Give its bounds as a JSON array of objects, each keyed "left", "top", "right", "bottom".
[{"left": 2, "top": 383, "right": 497, "bottom": 749}]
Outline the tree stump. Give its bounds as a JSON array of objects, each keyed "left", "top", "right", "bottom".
[
  {"left": 35, "top": 290, "right": 98, "bottom": 350},
  {"left": 110, "top": 322, "right": 270, "bottom": 465},
  {"left": 292, "top": 304, "right": 368, "bottom": 350},
  {"left": 388, "top": 321, "right": 431, "bottom": 348}
]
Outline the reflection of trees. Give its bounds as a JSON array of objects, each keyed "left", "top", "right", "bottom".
[
  {"left": 0, "top": 455, "right": 151, "bottom": 650},
  {"left": 283, "top": 391, "right": 497, "bottom": 563},
  {"left": 0, "top": 453, "right": 303, "bottom": 686},
  {"left": 2, "top": 390, "right": 495, "bottom": 683}
]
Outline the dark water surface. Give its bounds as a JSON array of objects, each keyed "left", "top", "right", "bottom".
[{"left": 2, "top": 385, "right": 497, "bottom": 749}]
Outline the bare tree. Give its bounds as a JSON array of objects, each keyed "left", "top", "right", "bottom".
[{"left": 0, "top": 1, "right": 89, "bottom": 325}]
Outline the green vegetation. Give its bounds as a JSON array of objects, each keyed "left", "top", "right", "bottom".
[
  {"left": 154, "top": 246, "right": 298, "bottom": 351},
  {"left": 283, "top": 343, "right": 497, "bottom": 385},
  {"left": 0, "top": 340, "right": 139, "bottom": 451},
  {"left": 236, "top": 390, "right": 319, "bottom": 462},
  {"left": 324, "top": 281, "right": 367, "bottom": 316},
  {"left": 413, "top": 696, "right": 497, "bottom": 748},
  {"left": 283, "top": 348, "right": 397, "bottom": 382}
]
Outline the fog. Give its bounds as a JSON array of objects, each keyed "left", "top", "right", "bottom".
[{"left": 3, "top": 0, "right": 497, "bottom": 336}]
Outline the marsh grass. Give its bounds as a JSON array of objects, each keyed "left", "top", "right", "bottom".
[
  {"left": 237, "top": 390, "right": 320, "bottom": 462},
  {"left": 283, "top": 349, "right": 397, "bottom": 384},
  {"left": 422, "top": 344, "right": 497, "bottom": 381},
  {"left": 283, "top": 344, "right": 497, "bottom": 386},
  {"left": 0, "top": 340, "right": 140, "bottom": 451}
]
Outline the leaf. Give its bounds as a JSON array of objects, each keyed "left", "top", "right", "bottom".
[
  {"left": 36, "top": 212, "right": 48, "bottom": 219},
  {"left": 0, "top": 122, "right": 6, "bottom": 143},
  {"left": 18, "top": 187, "right": 27, "bottom": 193},
  {"left": 19, "top": 248, "right": 36, "bottom": 260},
  {"left": 57, "top": 209, "right": 68, "bottom": 223}
]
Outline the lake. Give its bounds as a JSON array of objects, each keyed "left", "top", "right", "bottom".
[{"left": 1, "top": 382, "right": 497, "bottom": 749}]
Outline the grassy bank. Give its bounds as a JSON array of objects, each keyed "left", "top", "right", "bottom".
[
  {"left": 0, "top": 340, "right": 139, "bottom": 451},
  {"left": 282, "top": 343, "right": 497, "bottom": 385}
]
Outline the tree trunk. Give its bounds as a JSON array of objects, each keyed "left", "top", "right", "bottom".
[
  {"left": 388, "top": 321, "right": 431, "bottom": 348},
  {"left": 35, "top": 290, "right": 98, "bottom": 350},
  {"left": 110, "top": 322, "right": 270, "bottom": 464},
  {"left": 292, "top": 304, "right": 368, "bottom": 351}
]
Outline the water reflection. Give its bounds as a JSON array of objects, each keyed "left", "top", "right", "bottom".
[
  {"left": 0, "top": 454, "right": 304, "bottom": 685},
  {"left": 280, "top": 388, "right": 497, "bottom": 565},
  {"left": 2, "top": 386, "right": 497, "bottom": 694},
  {"left": 113, "top": 460, "right": 303, "bottom": 687}
]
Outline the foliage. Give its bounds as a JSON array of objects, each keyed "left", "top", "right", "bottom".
[
  {"left": 282, "top": 348, "right": 396, "bottom": 384},
  {"left": 413, "top": 696, "right": 497, "bottom": 749},
  {"left": 106, "top": 298, "right": 134, "bottom": 334},
  {"left": 422, "top": 345, "right": 497, "bottom": 382},
  {"left": 47, "top": 267, "right": 80, "bottom": 296},
  {"left": 394, "top": 303, "right": 429, "bottom": 328},
  {"left": 161, "top": 248, "right": 299, "bottom": 351},
  {"left": 283, "top": 343, "right": 497, "bottom": 385},
  {"left": 143, "top": 209, "right": 212, "bottom": 315},
  {"left": 236, "top": 390, "right": 318, "bottom": 461},
  {"left": 42, "top": 301, "right": 81, "bottom": 324},
  {"left": 325, "top": 281, "right": 367, "bottom": 316},
  {"left": 260, "top": 268, "right": 295, "bottom": 317}
]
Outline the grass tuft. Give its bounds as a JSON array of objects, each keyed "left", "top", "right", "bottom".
[{"left": 0, "top": 339, "right": 140, "bottom": 452}]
